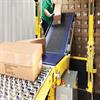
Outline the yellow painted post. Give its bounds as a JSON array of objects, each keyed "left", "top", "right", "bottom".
[
  {"left": 35, "top": 0, "right": 41, "bottom": 38},
  {"left": 86, "top": 0, "right": 96, "bottom": 93}
]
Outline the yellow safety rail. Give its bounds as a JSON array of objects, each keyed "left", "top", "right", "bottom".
[{"left": 86, "top": 0, "right": 96, "bottom": 93}]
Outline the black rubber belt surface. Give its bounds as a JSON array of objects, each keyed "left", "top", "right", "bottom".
[{"left": 46, "top": 13, "right": 74, "bottom": 54}]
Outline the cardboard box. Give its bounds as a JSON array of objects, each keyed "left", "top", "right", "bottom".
[
  {"left": 74, "top": 36, "right": 82, "bottom": 44},
  {"left": 94, "top": 33, "right": 100, "bottom": 37},
  {"left": 96, "top": 1, "right": 100, "bottom": 7},
  {"left": 95, "top": 19, "right": 100, "bottom": 28},
  {"left": 81, "top": 19, "right": 88, "bottom": 28},
  {"left": 74, "top": 0, "right": 81, "bottom": 3},
  {"left": 81, "top": 0, "right": 88, "bottom": 3},
  {"left": 0, "top": 42, "right": 42, "bottom": 81},
  {"left": 96, "top": 28, "right": 100, "bottom": 33},
  {"left": 95, "top": 10, "right": 100, "bottom": 17},
  {"left": 81, "top": 10, "right": 88, "bottom": 17},
  {"left": 95, "top": 37, "right": 100, "bottom": 45},
  {"left": 82, "top": 44, "right": 87, "bottom": 58},
  {"left": 94, "top": 57, "right": 100, "bottom": 72},
  {"left": 76, "top": 11, "right": 81, "bottom": 17},
  {"left": 62, "top": 0, "right": 69, "bottom": 4},
  {"left": 95, "top": 45, "right": 100, "bottom": 56},
  {"left": 16, "top": 38, "right": 46, "bottom": 54},
  {"left": 69, "top": 4, "right": 75, "bottom": 10},
  {"left": 75, "top": 19, "right": 81, "bottom": 27},
  {"left": 81, "top": 28, "right": 88, "bottom": 34},
  {"left": 81, "top": 2, "right": 88, "bottom": 10},
  {"left": 53, "top": 0, "right": 58, "bottom": 4},
  {"left": 75, "top": 3, "right": 81, "bottom": 9},
  {"left": 71, "top": 43, "right": 82, "bottom": 57},
  {"left": 82, "top": 36, "right": 88, "bottom": 44},
  {"left": 69, "top": 0, "right": 75, "bottom": 4},
  {"left": 74, "top": 27, "right": 81, "bottom": 33},
  {"left": 62, "top": 4, "right": 69, "bottom": 13},
  {"left": 53, "top": 0, "right": 62, "bottom": 4},
  {"left": 53, "top": 4, "right": 61, "bottom": 25},
  {"left": 94, "top": 74, "right": 100, "bottom": 94}
]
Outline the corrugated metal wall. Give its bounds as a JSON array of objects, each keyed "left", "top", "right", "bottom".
[{"left": 0, "top": 0, "right": 35, "bottom": 42}]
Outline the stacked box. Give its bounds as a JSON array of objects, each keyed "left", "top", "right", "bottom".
[
  {"left": 81, "top": 34, "right": 88, "bottom": 57},
  {"left": 94, "top": 0, "right": 100, "bottom": 93},
  {"left": 94, "top": 57, "right": 100, "bottom": 93},
  {"left": 62, "top": 0, "right": 100, "bottom": 93}
]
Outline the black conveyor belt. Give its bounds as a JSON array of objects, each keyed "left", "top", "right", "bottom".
[
  {"left": 46, "top": 13, "right": 75, "bottom": 54},
  {"left": 43, "top": 13, "right": 75, "bottom": 66}
]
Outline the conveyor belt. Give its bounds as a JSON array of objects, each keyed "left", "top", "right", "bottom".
[
  {"left": 0, "top": 67, "right": 51, "bottom": 100},
  {"left": 46, "top": 13, "right": 75, "bottom": 54},
  {"left": 43, "top": 13, "right": 75, "bottom": 66}
]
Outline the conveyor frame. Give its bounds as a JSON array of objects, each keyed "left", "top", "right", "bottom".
[{"left": 0, "top": 13, "right": 75, "bottom": 100}]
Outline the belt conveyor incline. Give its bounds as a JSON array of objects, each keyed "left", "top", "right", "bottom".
[{"left": 43, "top": 13, "right": 75, "bottom": 66}]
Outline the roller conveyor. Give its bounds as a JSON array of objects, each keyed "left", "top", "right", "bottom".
[
  {"left": 0, "top": 67, "right": 51, "bottom": 100},
  {"left": 0, "top": 13, "right": 75, "bottom": 100}
]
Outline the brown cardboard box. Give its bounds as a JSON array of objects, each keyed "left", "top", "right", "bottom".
[
  {"left": 82, "top": 44, "right": 87, "bottom": 57},
  {"left": 0, "top": 42, "right": 42, "bottom": 81},
  {"left": 95, "top": 37, "right": 100, "bottom": 45},
  {"left": 75, "top": 3, "right": 81, "bottom": 9},
  {"left": 69, "top": 4, "right": 75, "bottom": 10},
  {"left": 74, "top": 0, "right": 81, "bottom": 3},
  {"left": 71, "top": 43, "right": 82, "bottom": 57},
  {"left": 96, "top": 28, "right": 100, "bottom": 33},
  {"left": 81, "top": 28, "right": 88, "bottom": 34},
  {"left": 74, "top": 32, "right": 81, "bottom": 36},
  {"left": 94, "top": 33, "right": 100, "bottom": 37},
  {"left": 75, "top": 19, "right": 81, "bottom": 27},
  {"left": 16, "top": 38, "right": 46, "bottom": 54},
  {"left": 95, "top": 10, "right": 100, "bottom": 17},
  {"left": 74, "top": 36, "right": 82, "bottom": 44},
  {"left": 62, "top": 0, "right": 69, "bottom": 4},
  {"left": 81, "top": 32, "right": 88, "bottom": 37},
  {"left": 95, "top": 19, "right": 100, "bottom": 28},
  {"left": 95, "top": 45, "right": 100, "bottom": 56},
  {"left": 53, "top": 0, "right": 62, "bottom": 4},
  {"left": 62, "top": 4, "right": 69, "bottom": 13},
  {"left": 76, "top": 11, "right": 81, "bottom": 17},
  {"left": 96, "top": 1, "right": 100, "bottom": 7},
  {"left": 81, "top": 0, "right": 88, "bottom": 3},
  {"left": 82, "top": 36, "right": 88, "bottom": 44},
  {"left": 95, "top": 73, "right": 100, "bottom": 83},
  {"left": 69, "top": 0, "right": 75, "bottom": 4},
  {"left": 53, "top": 4, "right": 61, "bottom": 25},
  {"left": 81, "top": 10, "right": 88, "bottom": 18},
  {"left": 94, "top": 75, "right": 100, "bottom": 94},
  {"left": 94, "top": 57, "right": 100, "bottom": 72},
  {"left": 74, "top": 27, "right": 81, "bottom": 33},
  {"left": 81, "top": 2, "right": 88, "bottom": 10},
  {"left": 81, "top": 19, "right": 88, "bottom": 28},
  {"left": 53, "top": 0, "right": 58, "bottom": 4}
]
